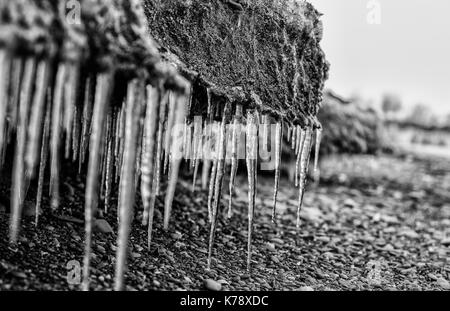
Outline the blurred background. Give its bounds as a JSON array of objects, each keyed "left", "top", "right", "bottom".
[{"left": 309, "top": 0, "right": 450, "bottom": 159}]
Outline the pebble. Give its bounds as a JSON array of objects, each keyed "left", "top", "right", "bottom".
[
  {"left": 204, "top": 279, "right": 222, "bottom": 291},
  {"left": 436, "top": 278, "right": 450, "bottom": 290},
  {"left": 153, "top": 280, "right": 161, "bottom": 287},
  {"left": 299, "top": 286, "right": 314, "bottom": 291},
  {"left": 96, "top": 245, "right": 106, "bottom": 254},
  {"left": 94, "top": 219, "right": 113, "bottom": 234},
  {"left": 171, "top": 232, "right": 182, "bottom": 240},
  {"left": 265, "top": 242, "right": 276, "bottom": 252}
]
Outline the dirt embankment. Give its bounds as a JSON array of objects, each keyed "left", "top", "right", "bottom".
[{"left": 144, "top": 0, "right": 329, "bottom": 124}]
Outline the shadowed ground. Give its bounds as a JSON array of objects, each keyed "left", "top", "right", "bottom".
[{"left": 1, "top": 153, "right": 449, "bottom": 290}]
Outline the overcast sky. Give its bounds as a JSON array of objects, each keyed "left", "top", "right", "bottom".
[{"left": 309, "top": 0, "right": 450, "bottom": 116}]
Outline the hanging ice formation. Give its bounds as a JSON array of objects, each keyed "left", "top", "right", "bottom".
[{"left": 0, "top": 0, "right": 325, "bottom": 290}]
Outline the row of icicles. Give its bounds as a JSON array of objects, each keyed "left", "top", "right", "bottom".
[{"left": 0, "top": 50, "right": 323, "bottom": 291}]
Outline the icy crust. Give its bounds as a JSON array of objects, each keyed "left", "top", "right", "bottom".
[
  {"left": 0, "top": 0, "right": 188, "bottom": 91},
  {"left": 144, "top": 0, "right": 329, "bottom": 125}
]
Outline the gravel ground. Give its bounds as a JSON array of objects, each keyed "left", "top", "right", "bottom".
[{"left": 0, "top": 154, "right": 449, "bottom": 291}]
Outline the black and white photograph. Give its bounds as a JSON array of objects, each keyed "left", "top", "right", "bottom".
[{"left": 0, "top": 0, "right": 449, "bottom": 300}]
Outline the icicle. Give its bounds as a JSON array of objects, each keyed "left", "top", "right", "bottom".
[
  {"left": 49, "top": 64, "right": 67, "bottom": 211},
  {"left": 141, "top": 86, "right": 160, "bottom": 225},
  {"left": 245, "top": 110, "right": 258, "bottom": 272},
  {"left": 163, "top": 92, "right": 176, "bottom": 174},
  {"left": 79, "top": 76, "right": 93, "bottom": 172},
  {"left": 9, "top": 58, "right": 36, "bottom": 243},
  {"left": 72, "top": 104, "right": 80, "bottom": 162},
  {"left": 201, "top": 159, "right": 211, "bottom": 190},
  {"left": 287, "top": 126, "right": 292, "bottom": 143},
  {"left": 207, "top": 103, "right": 230, "bottom": 269},
  {"left": 208, "top": 104, "right": 231, "bottom": 268},
  {"left": 35, "top": 95, "right": 51, "bottom": 226},
  {"left": 25, "top": 61, "right": 50, "bottom": 179},
  {"left": 294, "top": 127, "right": 305, "bottom": 187},
  {"left": 115, "top": 79, "right": 143, "bottom": 291},
  {"left": 0, "top": 51, "right": 11, "bottom": 161},
  {"left": 291, "top": 124, "right": 296, "bottom": 150},
  {"left": 191, "top": 116, "right": 202, "bottom": 191},
  {"left": 184, "top": 122, "right": 192, "bottom": 162},
  {"left": 206, "top": 87, "right": 212, "bottom": 120},
  {"left": 147, "top": 91, "right": 168, "bottom": 248},
  {"left": 82, "top": 72, "right": 112, "bottom": 291},
  {"left": 63, "top": 66, "right": 79, "bottom": 160},
  {"left": 227, "top": 104, "right": 242, "bottom": 218},
  {"left": 313, "top": 126, "right": 323, "bottom": 180},
  {"left": 207, "top": 153, "right": 218, "bottom": 223},
  {"left": 8, "top": 58, "right": 23, "bottom": 132},
  {"left": 262, "top": 114, "right": 269, "bottom": 154},
  {"left": 272, "top": 121, "right": 282, "bottom": 223},
  {"left": 114, "top": 107, "right": 123, "bottom": 184},
  {"left": 163, "top": 94, "right": 187, "bottom": 229},
  {"left": 296, "top": 127, "right": 312, "bottom": 228},
  {"left": 104, "top": 116, "right": 114, "bottom": 214}
]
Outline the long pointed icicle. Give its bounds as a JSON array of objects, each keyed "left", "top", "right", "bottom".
[
  {"left": 163, "top": 92, "right": 176, "bottom": 174},
  {"left": 245, "top": 110, "right": 258, "bottom": 272},
  {"left": 294, "top": 127, "right": 306, "bottom": 187},
  {"left": 72, "top": 105, "right": 80, "bottom": 163},
  {"left": 191, "top": 116, "right": 202, "bottom": 191},
  {"left": 272, "top": 121, "right": 282, "bottom": 223},
  {"left": 141, "top": 86, "right": 160, "bottom": 225},
  {"left": 25, "top": 60, "right": 50, "bottom": 180},
  {"left": 201, "top": 159, "right": 211, "bottom": 190},
  {"left": 227, "top": 104, "right": 242, "bottom": 218},
  {"left": 49, "top": 64, "right": 67, "bottom": 211},
  {"left": 115, "top": 79, "right": 142, "bottom": 291},
  {"left": 64, "top": 66, "right": 79, "bottom": 160},
  {"left": 163, "top": 94, "right": 187, "bottom": 229},
  {"left": 296, "top": 127, "right": 312, "bottom": 228},
  {"left": 207, "top": 103, "right": 230, "bottom": 269},
  {"left": 79, "top": 76, "right": 93, "bottom": 172},
  {"left": 0, "top": 51, "right": 11, "bottom": 161},
  {"left": 9, "top": 58, "right": 36, "bottom": 243},
  {"left": 207, "top": 123, "right": 219, "bottom": 223},
  {"left": 104, "top": 120, "right": 114, "bottom": 214},
  {"left": 313, "top": 126, "right": 323, "bottom": 180},
  {"left": 147, "top": 91, "right": 168, "bottom": 248},
  {"left": 35, "top": 99, "right": 51, "bottom": 226},
  {"left": 82, "top": 72, "right": 112, "bottom": 291}
]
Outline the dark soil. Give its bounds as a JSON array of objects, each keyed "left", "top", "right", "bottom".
[{"left": 0, "top": 153, "right": 449, "bottom": 291}]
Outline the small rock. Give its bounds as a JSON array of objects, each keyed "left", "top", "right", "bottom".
[
  {"left": 436, "top": 278, "right": 450, "bottom": 290},
  {"left": 270, "top": 255, "right": 280, "bottom": 264},
  {"left": 399, "top": 229, "right": 420, "bottom": 239},
  {"left": 265, "top": 242, "right": 276, "bottom": 252},
  {"left": 153, "top": 280, "right": 161, "bottom": 287},
  {"left": 171, "top": 231, "right": 182, "bottom": 240},
  {"left": 204, "top": 279, "right": 222, "bottom": 291},
  {"left": 427, "top": 273, "right": 438, "bottom": 281},
  {"left": 94, "top": 219, "right": 113, "bottom": 234},
  {"left": 271, "top": 238, "right": 284, "bottom": 245},
  {"left": 96, "top": 245, "right": 106, "bottom": 254},
  {"left": 299, "top": 286, "right": 314, "bottom": 291},
  {"left": 11, "top": 271, "right": 27, "bottom": 279}
]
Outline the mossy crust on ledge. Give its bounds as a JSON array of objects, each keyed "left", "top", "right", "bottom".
[{"left": 144, "top": 0, "right": 329, "bottom": 124}]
